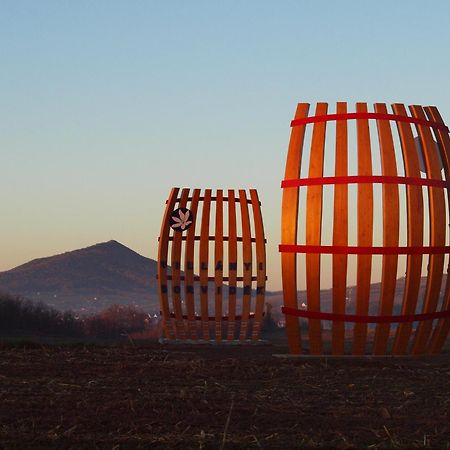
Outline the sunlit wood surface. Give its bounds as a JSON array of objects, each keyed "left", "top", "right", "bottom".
[
  {"left": 158, "top": 187, "right": 267, "bottom": 342},
  {"left": 281, "top": 103, "right": 310, "bottom": 354},
  {"left": 332, "top": 102, "right": 348, "bottom": 355},
  {"left": 281, "top": 102, "right": 450, "bottom": 355}
]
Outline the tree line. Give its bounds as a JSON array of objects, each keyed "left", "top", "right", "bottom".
[
  {"left": 0, "top": 292, "right": 152, "bottom": 340},
  {"left": 0, "top": 292, "right": 279, "bottom": 340}
]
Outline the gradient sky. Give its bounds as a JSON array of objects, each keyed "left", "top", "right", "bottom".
[{"left": 2, "top": 0, "right": 450, "bottom": 290}]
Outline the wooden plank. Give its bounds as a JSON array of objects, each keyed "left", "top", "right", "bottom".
[
  {"left": 239, "top": 189, "right": 253, "bottom": 340},
  {"left": 391, "top": 104, "right": 424, "bottom": 355},
  {"left": 424, "top": 106, "right": 450, "bottom": 353},
  {"left": 409, "top": 105, "right": 446, "bottom": 354},
  {"left": 227, "top": 190, "right": 238, "bottom": 340},
  {"left": 373, "top": 103, "right": 400, "bottom": 355},
  {"left": 214, "top": 190, "right": 224, "bottom": 341},
  {"left": 305, "top": 102, "right": 328, "bottom": 355},
  {"left": 170, "top": 188, "right": 189, "bottom": 339},
  {"left": 157, "top": 187, "right": 179, "bottom": 339},
  {"left": 250, "top": 189, "right": 266, "bottom": 340},
  {"left": 353, "top": 102, "right": 373, "bottom": 355},
  {"left": 184, "top": 188, "right": 201, "bottom": 339},
  {"left": 199, "top": 189, "right": 212, "bottom": 340},
  {"left": 281, "top": 103, "right": 310, "bottom": 354},
  {"left": 332, "top": 102, "right": 348, "bottom": 355}
]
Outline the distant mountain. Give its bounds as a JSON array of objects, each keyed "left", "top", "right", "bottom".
[
  {"left": 266, "top": 275, "right": 443, "bottom": 329},
  {"left": 1, "top": 240, "right": 444, "bottom": 322},
  {"left": 0, "top": 241, "right": 159, "bottom": 314},
  {"left": 0, "top": 240, "right": 268, "bottom": 316},
  {"left": 0, "top": 240, "right": 262, "bottom": 316}
]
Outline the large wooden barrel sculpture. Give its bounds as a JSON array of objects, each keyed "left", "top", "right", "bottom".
[
  {"left": 280, "top": 102, "right": 450, "bottom": 355},
  {"left": 158, "top": 187, "right": 266, "bottom": 341}
]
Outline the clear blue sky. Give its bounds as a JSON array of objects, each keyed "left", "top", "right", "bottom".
[{"left": 1, "top": 0, "right": 450, "bottom": 290}]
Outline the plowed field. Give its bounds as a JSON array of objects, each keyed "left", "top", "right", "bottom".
[{"left": 0, "top": 341, "right": 449, "bottom": 449}]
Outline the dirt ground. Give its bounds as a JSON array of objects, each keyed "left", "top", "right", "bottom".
[{"left": 0, "top": 339, "right": 449, "bottom": 449}]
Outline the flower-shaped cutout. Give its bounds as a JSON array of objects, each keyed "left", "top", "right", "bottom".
[{"left": 170, "top": 207, "right": 194, "bottom": 232}]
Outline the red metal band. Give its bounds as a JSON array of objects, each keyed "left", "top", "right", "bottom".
[
  {"left": 278, "top": 244, "right": 450, "bottom": 255},
  {"left": 291, "top": 112, "right": 450, "bottom": 132},
  {"left": 282, "top": 306, "right": 450, "bottom": 323},
  {"left": 165, "top": 312, "right": 260, "bottom": 321},
  {"left": 281, "top": 175, "right": 450, "bottom": 189}
]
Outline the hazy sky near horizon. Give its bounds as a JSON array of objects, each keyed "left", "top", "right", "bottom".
[{"left": 2, "top": 0, "right": 450, "bottom": 290}]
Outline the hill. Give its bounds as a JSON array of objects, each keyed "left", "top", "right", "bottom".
[
  {"left": 0, "top": 241, "right": 159, "bottom": 314},
  {"left": 1, "top": 241, "right": 442, "bottom": 321}
]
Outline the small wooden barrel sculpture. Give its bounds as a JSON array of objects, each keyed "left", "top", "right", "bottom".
[
  {"left": 280, "top": 102, "right": 450, "bottom": 355},
  {"left": 158, "top": 187, "right": 266, "bottom": 341}
]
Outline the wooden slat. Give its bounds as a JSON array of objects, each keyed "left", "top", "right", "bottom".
[
  {"left": 424, "top": 106, "right": 450, "bottom": 353},
  {"left": 250, "top": 189, "right": 266, "bottom": 340},
  {"left": 409, "top": 105, "right": 446, "bottom": 354},
  {"left": 391, "top": 104, "right": 424, "bottom": 355},
  {"left": 199, "top": 189, "right": 212, "bottom": 340},
  {"left": 170, "top": 188, "right": 189, "bottom": 339},
  {"left": 353, "top": 102, "right": 373, "bottom": 355},
  {"left": 305, "top": 102, "right": 328, "bottom": 354},
  {"left": 227, "top": 190, "right": 238, "bottom": 340},
  {"left": 373, "top": 103, "right": 399, "bottom": 355},
  {"left": 332, "top": 102, "right": 348, "bottom": 355},
  {"left": 281, "top": 103, "right": 310, "bottom": 354},
  {"left": 214, "top": 190, "right": 224, "bottom": 341},
  {"left": 184, "top": 188, "right": 201, "bottom": 339},
  {"left": 239, "top": 189, "right": 253, "bottom": 340},
  {"left": 157, "top": 187, "right": 179, "bottom": 339}
]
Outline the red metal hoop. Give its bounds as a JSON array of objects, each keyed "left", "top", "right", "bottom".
[
  {"left": 282, "top": 307, "right": 450, "bottom": 324},
  {"left": 291, "top": 112, "right": 450, "bottom": 132},
  {"left": 281, "top": 175, "right": 450, "bottom": 189},
  {"left": 278, "top": 244, "right": 450, "bottom": 255}
]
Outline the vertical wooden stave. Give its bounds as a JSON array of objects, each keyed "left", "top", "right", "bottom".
[
  {"left": 199, "top": 189, "right": 212, "bottom": 340},
  {"left": 353, "top": 102, "right": 374, "bottom": 355},
  {"left": 170, "top": 188, "right": 190, "bottom": 339},
  {"left": 239, "top": 190, "right": 253, "bottom": 340},
  {"left": 281, "top": 103, "right": 310, "bottom": 354},
  {"left": 227, "top": 190, "right": 238, "bottom": 340},
  {"left": 391, "top": 104, "right": 424, "bottom": 355},
  {"left": 373, "top": 103, "right": 400, "bottom": 355},
  {"left": 305, "top": 102, "right": 328, "bottom": 354},
  {"left": 184, "top": 188, "right": 201, "bottom": 339},
  {"left": 250, "top": 189, "right": 266, "bottom": 340},
  {"left": 409, "top": 106, "right": 446, "bottom": 354},
  {"left": 157, "top": 187, "right": 179, "bottom": 339},
  {"left": 332, "top": 102, "right": 348, "bottom": 355},
  {"left": 424, "top": 106, "right": 450, "bottom": 352},
  {"left": 214, "top": 190, "right": 224, "bottom": 341}
]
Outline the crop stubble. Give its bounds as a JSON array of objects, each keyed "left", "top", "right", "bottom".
[{"left": 0, "top": 343, "right": 448, "bottom": 449}]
